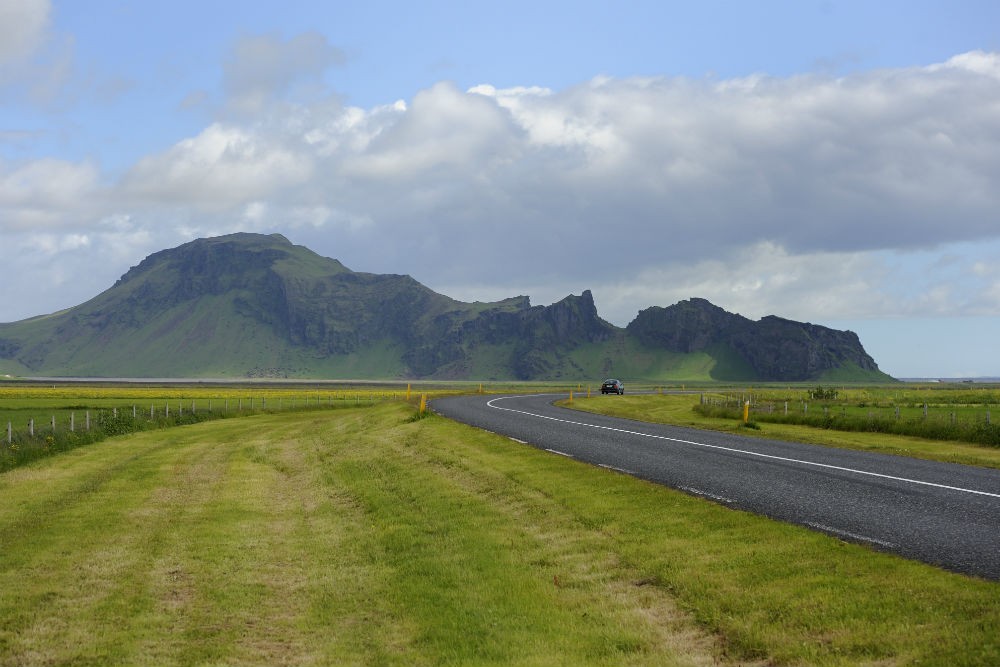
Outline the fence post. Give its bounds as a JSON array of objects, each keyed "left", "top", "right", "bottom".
[
  {"left": 150, "top": 404, "right": 154, "bottom": 419},
  {"left": 133, "top": 405, "right": 137, "bottom": 419},
  {"left": 86, "top": 411, "right": 90, "bottom": 431},
  {"left": 51, "top": 415, "right": 56, "bottom": 433},
  {"left": 7, "top": 421, "right": 11, "bottom": 444},
  {"left": 29, "top": 419, "right": 34, "bottom": 437},
  {"left": 71, "top": 412, "right": 75, "bottom": 432}
]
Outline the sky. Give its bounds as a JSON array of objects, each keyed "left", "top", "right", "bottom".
[{"left": 1, "top": 0, "right": 999, "bottom": 379}]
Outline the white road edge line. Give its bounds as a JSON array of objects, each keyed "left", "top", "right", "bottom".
[
  {"left": 486, "top": 395, "right": 1000, "bottom": 500},
  {"left": 679, "top": 485, "right": 734, "bottom": 504},
  {"left": 805, "top": 522, "right": 897, "bottom": 548},
  {"left": 545, "top": 448, "right": 574, "bottom": 458},
  {"left": 598, "top": 463, "right": 634, "bottom": 474}
]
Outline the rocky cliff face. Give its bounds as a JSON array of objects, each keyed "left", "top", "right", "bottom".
[
  {"left": 401, "top": 290, "right": 617, "bottom": 379},
  {"left": 627, "top": 298, "right": 746, "bottom": 352},
  {"left": 627, "top": 298, "right": 883, "bottom": 381}
]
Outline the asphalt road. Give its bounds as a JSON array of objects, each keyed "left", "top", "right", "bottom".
[{"left": 432, "top": 392, "right": 1000, "bottom": 580}]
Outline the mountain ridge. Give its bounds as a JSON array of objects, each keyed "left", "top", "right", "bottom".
[{"left": 0, "top": 233, "right": 893, "bottom": 382}]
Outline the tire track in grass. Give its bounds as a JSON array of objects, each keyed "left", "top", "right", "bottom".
[
  {"left": 394, "top": 414, "right": 749, "bottom": 666},
  {"left": 0, "top": 425, "right": 231, "bottom": 663}
]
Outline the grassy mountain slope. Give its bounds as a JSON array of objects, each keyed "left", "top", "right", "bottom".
[{"left": 0, "top": 234, "right": 894, "bottom": 382}]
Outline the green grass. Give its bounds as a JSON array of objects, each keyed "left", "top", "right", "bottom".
[
  {"left": 697, "top": 399, "right": 1000, "bottom": 446},
  {"left": 0, "top": 385, "right": 416, "bottom": 473},
  {"left": 565, "top": 393, "right": 1000, "bottom": 469},
  {"left": 1, "top": 401, "right": 997, "bottom": 665},
  {"left": 566, "top": 338, "right": 723, "bottom": 382}
]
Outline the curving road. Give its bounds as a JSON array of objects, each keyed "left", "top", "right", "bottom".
[{"left": 432, "top": 393, "right": 1000, "bottom": 580}]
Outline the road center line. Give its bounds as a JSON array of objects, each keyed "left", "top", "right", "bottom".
[{"left": 487, "top": 395, "right": 1000, "bottom": 500}]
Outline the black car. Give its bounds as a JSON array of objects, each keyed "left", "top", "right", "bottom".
[{"left": 600, "top": 378, "right": 624, "bottom": 395}]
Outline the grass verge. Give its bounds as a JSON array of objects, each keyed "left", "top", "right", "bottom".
[
  {"left": 0, "top": 402, "right": 997, "bottom": 665},
  {"left": 563, "top": 394, "right": 1000, "bottom": 470}
]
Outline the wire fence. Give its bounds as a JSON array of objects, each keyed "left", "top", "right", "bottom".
[
  {"left": 696, "top": 394, "right": 1000, "bottom": 446},
  {"left": 1, "top": 391, "right": 404, "bottom": 472}
]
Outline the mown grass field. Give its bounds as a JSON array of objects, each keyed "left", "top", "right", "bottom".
[
  {"left": 0, "top": 383, "right": 440, "bottom": 473},
  {"left": 1, "top": 395, "right": 998, "bottom": 666}
]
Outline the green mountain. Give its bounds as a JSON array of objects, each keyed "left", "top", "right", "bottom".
[{"left": 0, "top": 233, "right": 893, "bottom": 382}]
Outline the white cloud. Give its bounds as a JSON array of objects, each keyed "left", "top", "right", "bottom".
[
  {"left": 0, "top": 0, "right": 49, "bottom": 66},
  {"left": 3, "top": 50, "right": 1000, "bottom": 335},
  {"left": 122, "top": 123, "right": 313, "bottom": 209},
  {"left": 930, "top": 50, "right": 1000, "bottom": 79},
  {"left": 0, "top": 0, "right": 79, "bottom": 107},
  {"left": 0, "top": 158, "right": 100, "bottom": 229},
  {"left": 592, "top": 243, "right": 891, "bottom": 325},
  {"left": 342, "top": 81, "right": 520, "bottom": 180},
  {"left": 223, "top": 31, "right": 346, "bottom": 115}
]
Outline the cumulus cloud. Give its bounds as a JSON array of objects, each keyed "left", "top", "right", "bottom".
[
  {"left": 344, "top": 82, "right": 520, "bottom": 179},
  {"left": 3, "top": 49, "right": 1000, "bottom": 328},
  {"left": 0, "top": 158, "right": 101, "bottom": 229},
  {"left": 122, "top": 123, "right": 314, "bottom": 209}
]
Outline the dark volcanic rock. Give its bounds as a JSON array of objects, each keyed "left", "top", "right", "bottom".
[
  {"left": 627, "top": 297, "right": 744, "bottom": 352},
  {"left": 627, "top": 298, "right": 883, "bottom": 381}
]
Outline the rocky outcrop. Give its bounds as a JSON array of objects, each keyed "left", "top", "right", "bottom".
[{"left": 627, "top": 298, "right": 883, "bottom": 381}]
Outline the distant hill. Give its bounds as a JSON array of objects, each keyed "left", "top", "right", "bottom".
[{"left": 0, "top": 233, "right": 893, "bottom": 382}]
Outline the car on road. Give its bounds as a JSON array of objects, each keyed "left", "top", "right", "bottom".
[{"left": 600, "top": 378, "right": 624, "bottom": 395}]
